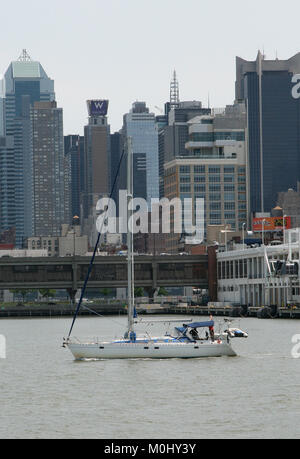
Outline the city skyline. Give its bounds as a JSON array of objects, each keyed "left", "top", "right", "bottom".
[{"left": 1, "top": 0, "right": 300, "bottom": 134}]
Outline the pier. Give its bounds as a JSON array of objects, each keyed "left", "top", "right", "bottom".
[{"left": 1, "top": 301, "right": 300, "bottom": 319}]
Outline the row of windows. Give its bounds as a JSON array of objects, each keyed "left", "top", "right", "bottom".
[
  {"left": 218, "top": 257, "right": 267, "bottom": 280},
  {"left": 181, "top": 185, "right": 244, "bottom": 194},
  {"left": 180, "top": 174, "right": 245, "bottom": 183},
  {"left": 189, "top": 192, "right": 246, "bottom": 202},
  {"left": 180, "top": 165, "right": 246, "bottom": 174},
  {"left": 218, "top": 260, "right": 248, "bottom": 280},
  {"left": 190, "top": 131, "right": 245, "bottom": 142}
]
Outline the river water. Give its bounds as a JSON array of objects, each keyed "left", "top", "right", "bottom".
[{"left": 0, "top": 315, "right": 300, "bottom": 439}]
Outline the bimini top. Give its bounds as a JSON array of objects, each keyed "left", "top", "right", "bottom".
[{"left": 183, "top": 321, "right": 214, "bottom": 329}]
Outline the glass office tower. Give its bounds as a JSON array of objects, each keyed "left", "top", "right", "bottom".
[
  {"left": 236, "top": 51, "right": 300, "bottom": 215},
  {"left": 1, "top": 50, "right": 55, "bottom": 246},
  {"left": 123, "top": 102, "right": 159, "bottom": 206}
]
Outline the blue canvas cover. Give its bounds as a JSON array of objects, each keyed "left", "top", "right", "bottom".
[{"left": 185, "top": 321, "right": 214, "bottom": 329}]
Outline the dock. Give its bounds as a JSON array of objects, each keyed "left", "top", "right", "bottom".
[{"left": 1, "top": 301, "right": 300, "bottom": 319}]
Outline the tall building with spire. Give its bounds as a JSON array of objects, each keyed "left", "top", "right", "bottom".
[{"left": 0, "top": 50, "right": 66, "bottom": 246}]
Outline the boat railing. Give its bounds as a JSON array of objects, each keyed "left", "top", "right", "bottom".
[{"left": 70, "top": 337, "right": 100, "bottom": 344}]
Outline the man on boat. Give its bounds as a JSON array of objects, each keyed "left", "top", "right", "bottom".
[
  {"left": 209, "top": 315, "right": 215, "bottom": 341},
  {"left": 190, "top": 328, "right": 200, "bottom": 341}
]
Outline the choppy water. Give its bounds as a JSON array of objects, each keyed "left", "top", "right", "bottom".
[{"left": 0, "top": 315, "right": 300, "bottom": 439}]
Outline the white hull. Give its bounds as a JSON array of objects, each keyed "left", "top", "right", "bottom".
[{"left": 67, "top": 340, "right": 236, "bottom": 360}]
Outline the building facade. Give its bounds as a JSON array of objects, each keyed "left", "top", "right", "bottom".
[
  {"left": 110, "top": 131, "right": 125, "bottom": 213},
  {"left": 217, "top": 228, "right": 300, "bottom": 309},
  {"left": 32, "top": 101, "right": 68, "bottom": 236},
  {"left": 236, "top": 51, "right": 300, "bottom": 215},
  {"left": 0, "top": 136, "right": 15, "bottom": 236},
  {"left": 83, "top": 100, "right": 111, "bottom": 221},
  {"left": 64, "top": 134, "right": 85, "bottom": 219},
  {"left": 277, "top": 184, "right": 300, "bottom": 229},
  {"left": 122, "top": 102, "right": 159, "bottom": 205},
  {"left": 1, "top": 50, "right": 56, "bottom": 246},
  {"left": 164, "top": 105, "right": 247, "bottom": 252}
]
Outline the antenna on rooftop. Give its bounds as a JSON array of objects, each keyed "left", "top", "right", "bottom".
[
  {"left": 170, "top": 70, "right": 180, "bottom": 109},
  {"left": 18, "top": 49, "right": 32, "bottom": 62}
]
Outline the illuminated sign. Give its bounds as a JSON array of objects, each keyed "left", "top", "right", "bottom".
[
  {"left": 252, "top": 216, "right": 291, "bottom": 232},
  {"left": 87, "top": 100, "right": 109, "bottom": 116}
]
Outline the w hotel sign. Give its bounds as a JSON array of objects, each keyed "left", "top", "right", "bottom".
[{"left": 87, "top": 99, "right": 109, "bottom": 116}]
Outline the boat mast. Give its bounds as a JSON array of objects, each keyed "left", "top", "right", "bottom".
[{"left": 127, "top": 137, "right": 135, "bottom": 341}]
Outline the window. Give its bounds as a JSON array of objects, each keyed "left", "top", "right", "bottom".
[
  {"left": 224, "top": 166, "right": 235, "bottom": 174},
  {"left": 224, "top": 175, "right": 235, "bottom": 183},
  {"left": 209, "top": 166, "right": 220, "bottom": 174},
  {"left": 224, "top": 193, "right": 235, "bottom": 201},
  {"left": 224, "top": 212, "right": 236, "bottom": 219},
  {"left": 209, "top": 193, "right": 221, "bottom": 201},
  {"left": 194, "top": 165, "right": 205, "bottom": 174},
  {"left": 209, "top": 175, "right": 221, "bottom": 183},
  {"left": 180, "top": 176, "right": 190, "bottom": 183},
  {"left": 225, "top": 202, "right": 235, "bottom": 210},
  {"left": 180, "top": 166, "right": 190, "bottom": 174},
  {"left": 194, "top": 175, "right": 206, "bottom": 183},
  {"left": 180, "top": 185, "right": 191, "bottom": 193},
  {"left": 224, "top": 185, "right": 235, "bottom": 192},
  {"left": 210, "top": 202, "right": 221, "bottom": 210},
  {"left": 214, "top": 131, "right": 245, "bottom": 141},
  {"left": 210, "top": 212, "right": 222, "bottom": 220},
  {"left": 190, "top": 133, "right": 214, "bottom": 142},
  {"left": 209, "top": 184, "right": 221, "bottom": 192},
  {"left": 194, "top": 184, "right": 206, "bottom": 193}
]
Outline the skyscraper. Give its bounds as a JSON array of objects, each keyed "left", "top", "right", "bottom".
[
  {"left": 122, "top": 101, "right": 159, "bottom": 205},
  {"left": 1, "top": 50, "right": 56, "bottom": 246},
  {"left": 110, "top": 131, "right": 125, "bottom": 213},
  {"left": 236, "top": 51, "right": 300, "bottom": 215},
  {"left": 32, "top": 101, "right": 67, "bottom": 237},
  {"left": 0, "top": 135, "right": 15, "bottom": 237},
  {"left": 64, "top": 134, "right": 85, "bottom": 219},
  {"left": 82, "top": 100, "right": 111, "bottom": 245}
]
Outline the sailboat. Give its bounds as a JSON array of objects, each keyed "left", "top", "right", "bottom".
[{"left": 64, "top": 138, "right": 245, "bottom": 360}]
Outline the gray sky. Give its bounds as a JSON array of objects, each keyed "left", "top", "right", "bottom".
[{"left": 1, "top": 0, "right": 300, "bottom": 134}]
